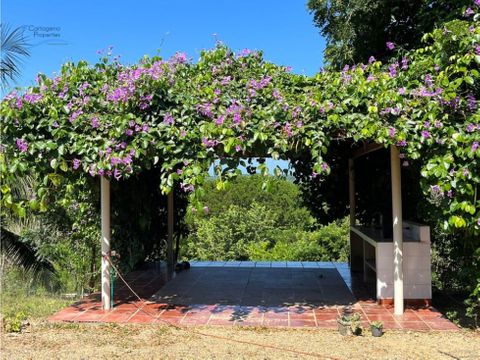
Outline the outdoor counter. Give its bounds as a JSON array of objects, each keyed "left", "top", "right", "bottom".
[{"left": 349, "top": 222, "right": 432, "bottom": 303}]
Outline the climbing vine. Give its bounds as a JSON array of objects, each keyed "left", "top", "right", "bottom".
[{"left": 1, "top": 5, "right": 479, "bottom": 236}]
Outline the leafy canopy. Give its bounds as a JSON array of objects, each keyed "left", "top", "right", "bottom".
[
  {"left": 307, "top": 0, "right": 470, "bottom": 68},
  {"left": 1, "top": 5, "right": 479, "bottom": 236}
]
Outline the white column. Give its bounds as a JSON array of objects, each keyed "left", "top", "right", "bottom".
[
  {"left": 390, "top": 145, "right": 404, "bottom": 315},
  {"left": 101, "top": 176, "right": 111, "bottom": 310},
  {"left": 167, "top": 190, "right": 174, "bottom": 265},
  {"left": 348, "top": 159, "right": 356, "bottom": 225}
]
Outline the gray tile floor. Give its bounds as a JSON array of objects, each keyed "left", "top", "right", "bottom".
[{"left": 151, "top": 261, "right": 356, "bottom": 307}]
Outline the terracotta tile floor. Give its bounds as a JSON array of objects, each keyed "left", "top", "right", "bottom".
[{"left": 49, "top": 262, "right": 458, "bottom": 331}]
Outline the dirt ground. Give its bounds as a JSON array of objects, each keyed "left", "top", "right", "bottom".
[{"left": 1, "top": 321, "right": 479, "bottom": 360}]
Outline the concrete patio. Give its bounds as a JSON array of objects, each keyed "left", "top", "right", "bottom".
[{"left": 49, "top": 261, "right": 458, "bottom": 330}]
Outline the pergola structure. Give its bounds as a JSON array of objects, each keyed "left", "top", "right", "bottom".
[{"left": 99, "top": 143, "right": 432, "bottom": 315}]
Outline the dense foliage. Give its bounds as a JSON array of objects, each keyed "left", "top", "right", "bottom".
[
  {"left": 1, "top": 6, "right": 478, "bottom": 234},
  {"left": 182, "top": 175, "right": 349, "bottom": 261},
  {"left": 307, "top": 0, "right": 470, "bottom": 67}
]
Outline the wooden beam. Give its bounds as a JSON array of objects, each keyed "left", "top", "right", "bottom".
[
  {"left": 351, "top": 143, "right": 383, "bottom": 159},
  {"left": 390, "top": 145, "right": 404, "bottom": 315},
  {"left": 100, "top": 176, "right": 111, "bottom": 310}
]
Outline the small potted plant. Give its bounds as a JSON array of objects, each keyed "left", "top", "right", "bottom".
[
  {"left": 370, "top": 321, "right": 384, "bottom": 337},
  {"left": 337, "top": 313, "right": 362, "bottom": 336}
]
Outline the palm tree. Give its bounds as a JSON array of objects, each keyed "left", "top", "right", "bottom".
[
  {"left": 1, "top": 24, "right": 30, "bottom": 90},
  {"left": 1, "top": 176, "right": 55, "bottom": 276}
]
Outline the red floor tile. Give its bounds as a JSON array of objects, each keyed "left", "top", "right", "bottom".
[
  {"left": 181, "top": 314, "right": 211, "bottom": 326},
  {"left": 366, "top": 314, "right": 395, "bottom": 321},
  {"left": 289, "top": 319, "right": 317, "bottom": 328},
  {"left": 235, "top": 319, "right": 264, "bottom": 327},
  {"left": 396, "top": 321, "right": 430, "bottom": 330},
  {"left": 208, "top": 317, "right": 235, "bottom": 326},
  {"left": 394, "top": 312, "right": 422, "bottom": 321},
  {"left": 127, "top": 312, "right": 157, "bottom": 323},
  {"left": 263, "top": 318, "right": 289, "bottom": 327},
  {"left": 289, "top": 311, "right": 315, "bottom": 320},
  {"left": 425, "top": 321, "right": 459, "bottom": 330},
  {"left": 101, "top": 311, "right": 135, "bottom": 323},
  {"left": 381, "top": 321, "right": 403, "bottom": 330},
  {"left": 74, "top": 310, "right": 107, "bottom": 322},
  {"left": 314, "top": 313, "right": 338, "bottom": 321}
]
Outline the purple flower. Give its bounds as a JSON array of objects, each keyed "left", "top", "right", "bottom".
[
  {"left": 235, "top": 145, "right": 242, "bottom": 152},
  {"left": 196, "top": 103, "right": 213, "bottom": 118},
  {"left": 203, "top": 206, "right": 209, "bottom": 214},
  {"left": 176, "top": 169, "right": 183, "bottom": 175},
  {"left": 421, "top": 130, "right": 430, "bottom": 139},
  {"left": 466, "top": 123, "right": 476, "bottom": 132},
  {"left": 163, "top": 113, "right": 174, "bottom": 125},
  {"left": 475, "top": 0, "right": 480, "bottom": 7},
  {"left": 284, "top": 123, "right": 293, "bottom": 138},
  {"left": 466, "top": 93, "right": 477, "bottom": 111},
  {"left": 125, "top": 129, "right": 133, "bottom": 136},
  {"left": 233, "top": 113, "right": 241, "bottom": 124},
  {"left": 91, "top": 117, "right": 100, "bottom": 128},
  {"left": 367, "top": 74, "right": 375, "bottom": 82},
  {"left": 447, "top": 190, "right": 453, "bottom": 198},
  {"left": 15, "top": 138, "right": 28, "bottom": 152},
  {"left": 388, "top": 127, "right": 396, "bottom": 138},
  {"left": 472, "top": 141, "right": 479, "bottom": 152},
  {"left": 295, "top": 121, "right": 303, "bottom": 128},
  {"left": 368, "top": 56, "right": 376, "bottom": 64},
  {"left": 398, "top": 87, "right": 406, "bottom": 95},
  {"left": 430, "top": 185, "right": 442, "bottom": 194},
  {"left": 180, "top": 130, "right": 187, "bottom": 137},
  {"left": 321, "top": 162, "right": 329, "bottom": 171},
  {"left": 73, "top": 158, "right": 81, "bottom": 170},
  {"left": 23, "top": 93, "right": 43, "bottom": 104},
  {"left": 397, "top": 140, "right": 407, "bottom": 147},
  {"left": 15, "top": 97, "right": 23, "bottom": 109},
  {"left": 401, "top": 57, "right": 408, "bottom": 70},
  {"left": 239, "top": 48, "right": 251, "bottom": 57},
  {"left": 386, "top": 42, "right": 395, "bottom": 50},
  {"left": 221, "top": 76, "right": 231, "bottom": 85},
  {"left": 114, "top": 169, "right": 122, "bottom": 180},
  {"left": 424, "top": 74, "right": 433, "bottom": 87},
  {"left": 465, "top": 7, "right": 474, "bottom": 16},
  {"left": 69, "top": 109, "right": 83, "bottom": 122},
  {"left": 52, "top": 121, "right": 59, "bottom": 128},
  {"left": 215, "top": 115, "right": 225, "bottom": 126},
  {"left": 173, "top": 52, "right": 187, "bottom": 64},
  {"left": 388, "top": 63, "right": 398, "bottom": 78}
]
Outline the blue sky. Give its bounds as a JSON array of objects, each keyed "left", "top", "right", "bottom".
[{"left": 2, "top": 0, "right": 325, "bottom": 90}]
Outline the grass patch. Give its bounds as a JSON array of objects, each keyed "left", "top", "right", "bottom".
[{"left": 1, "top": 292, "right": 73, "bottom": 320}]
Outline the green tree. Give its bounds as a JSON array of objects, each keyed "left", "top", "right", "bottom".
[
  {"left": 1, "top": 24, "right": 30, "bottom": 90},
  {"left": 307, "top": 0, "right": 469, "bottom": 68}
]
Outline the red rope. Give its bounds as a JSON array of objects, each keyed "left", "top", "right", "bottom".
[{"left": 105, "top": 256, "right": 341, "bottom": 360}]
